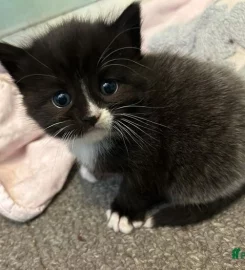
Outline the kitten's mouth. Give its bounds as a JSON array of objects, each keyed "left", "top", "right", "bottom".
[
  {"left": 80, "top": 108, "right": 113, "bottom": 142},
  {"left": 66, "top": 108, "right": 113, "bottom": 143}
]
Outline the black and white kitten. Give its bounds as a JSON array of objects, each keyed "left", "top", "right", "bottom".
[{"left": 1, "top": 3, "right": 245, "bottom": 233}]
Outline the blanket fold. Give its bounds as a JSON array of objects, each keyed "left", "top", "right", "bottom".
[{"left": 0, "top": 68, "right": 74, "bottom": 222}]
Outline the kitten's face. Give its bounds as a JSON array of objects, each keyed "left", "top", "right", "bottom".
[{"left": 0, "top": 3, "right": 150, "bottom": 144}]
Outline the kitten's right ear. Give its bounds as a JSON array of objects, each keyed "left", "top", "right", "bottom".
[
  {"left": 0, "top": 43, "right": 24, "bottom": 76},
  {"left": 113, "top": 3, "right": 141, "bottom": 50}
]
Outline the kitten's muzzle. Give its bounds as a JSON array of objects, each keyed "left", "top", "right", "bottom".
[{"left": 82, "top": 115, "right": 100, "bottom": 127}]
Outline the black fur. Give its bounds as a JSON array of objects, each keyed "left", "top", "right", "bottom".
[{"left": 1, "top": 3, "right": 245, "bottom": 228}]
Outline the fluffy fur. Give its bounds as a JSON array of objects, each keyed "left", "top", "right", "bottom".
[{"left": 1, "top": 3, "right": 245, "bottom": 233}]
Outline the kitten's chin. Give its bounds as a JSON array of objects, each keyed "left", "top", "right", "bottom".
[
  {"left": 68, "top": 126, "right": 110, "bottom": 146},
  {"left": 81, "top": 127, "right": 110, "bottom": 144}
]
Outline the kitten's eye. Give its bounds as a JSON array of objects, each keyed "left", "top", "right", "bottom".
[
  {"left": 100, "top": 80, "right": 118, "bottom": 95},
  {"left": 52, "top": 91, "right": 71, "bottom": 108}
]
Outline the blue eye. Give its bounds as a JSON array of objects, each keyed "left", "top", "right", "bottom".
[
  {"left": 52, "top": 91, "right": 71, "bottom": 108},
  {"left": 100, "top": 80, "right": 118, "bottom": 95}
]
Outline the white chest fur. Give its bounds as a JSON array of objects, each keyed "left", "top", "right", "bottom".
[
  {"left": 71, "top": 139, "right": 100, "bottom": 170},
  {"left": 71, "top": 139, "right": 110, "bottom": 183}
]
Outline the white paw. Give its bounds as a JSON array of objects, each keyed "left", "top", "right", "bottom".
[
  {"left": 132, "top": 221, "right": 143, "bottom": 228},
  {"left": 79, "top": 166, "right": 98, "bottom": 183},
  {"left": 106, "top": 210, "right": 141, "bottom": 234},
  {"left": 144, "top": 217, "right": 154, "bottom": 228},
  {"left": 107, "top": 210, "right": 120, "bottom": 232},
  {"left": 119, "top": 217, "right": 133, "bottom": 234}
]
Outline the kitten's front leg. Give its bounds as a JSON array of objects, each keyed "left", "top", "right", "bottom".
[
  {"left": 79, "top": 165, "right": 117, "bottom": 183},
  {"left": 79, "top": 166, "right": 98, "bottom": 183},
  {"left": 107, "top": 179, "right": 158, "bottom": 234}
]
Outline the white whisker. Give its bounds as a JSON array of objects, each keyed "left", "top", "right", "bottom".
[
  {"left": 21, "top": 48, "right": 52, "bottom": 71},
  {"left": 64, "top": 130, "right": 73, "bottom": 143},
  {"left": 117, "top": 113, "right": 171, "bottom": 130},
  {"left": 113, "top": 123, "right": 129, "bottom": 156},
  {"left": 118, "top": 120, "right": 150, "bottom": 150},
  {"left": 117, "top": 120, "right": 142, "bottom": 149},
  {"left": 16, "top": 74, "right": 58, "bottom": 83},
  {"left": 115, "top": 113, "right": 160, "bottom": 130},
  {"left": 43, "top": 120, "right": 71, "bottom": 131},
  {"left": 101, "top": 57, "right": 154, "bottom": 73},
  {"left": 100, "top": 63, "right": 144, "bottom": 79},
  {"left": 97, "top": 27, "right": 140, "bottom": 67},
  {"left": 110, "top": 100, "right": 143, "bottom": 113},
  {"left": 114, "top": 104, "right": 166, "bottom": 111},
  {"left": 100, "top": 46, "right": 140, "bottom": 66},
  {"left": 53, "top": 125, "right": 73, "bottom": 139},
  {"left": 121, "top": 118, "right": 159, "bottom": 141}
]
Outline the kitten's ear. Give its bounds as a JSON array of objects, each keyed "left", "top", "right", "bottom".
[
  {"left": 0, "top": 43, "right": 24, "bottom": 76},
  {"left": 113, "top": 3, "right": 141, "bottom": 49}
]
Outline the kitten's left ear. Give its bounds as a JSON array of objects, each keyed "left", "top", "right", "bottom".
[
  {"left": 113, "top": 3, "right": 141, "bottom": 49},
  {"left": 0, "top": 43, "right": 24, "bottom": 76}
]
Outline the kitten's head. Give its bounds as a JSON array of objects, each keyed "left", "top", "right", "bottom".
[{"left": 0, "top": 3, "right": 150, "bottom": 144}]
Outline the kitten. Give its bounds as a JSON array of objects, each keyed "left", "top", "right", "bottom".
[{"left": 1, "top": 3, "right": 245, "bottom": 234}]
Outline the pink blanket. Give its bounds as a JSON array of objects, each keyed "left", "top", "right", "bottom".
[{"left": 0, "top": 66, "right": 74, "bottom": 222}]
